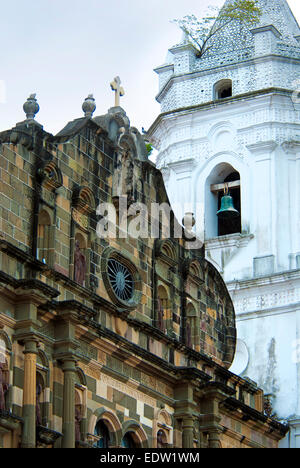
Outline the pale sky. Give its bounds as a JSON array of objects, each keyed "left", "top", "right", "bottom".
[{"left": 0, "top": 0, "right": 299, "bottom": 135}]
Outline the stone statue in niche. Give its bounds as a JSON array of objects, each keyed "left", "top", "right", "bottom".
[
  {"left": 157, "top": 430, "right": 165, "bottom": 448},
  {"left": 75, "top": 406, "right": 82, "bottom": 442},
  {"left": 0, "top": 362, "right": 8, "bottom": 411},
  {"left": 74, "top": 240, "right": 86, "bottom": 286},
  {"left": 112, "top": 148, "right": 134, "bottom": 202},
  {"left": 36, "top": 382, "right": 43, "bottom": 425}
]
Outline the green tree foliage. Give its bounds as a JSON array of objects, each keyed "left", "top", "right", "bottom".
[
  {"left": 173, "top": 0, "right": 262, "bottom": 58},
  {"left": 146, "top": 143, "right": 153, "bottom": 157}
]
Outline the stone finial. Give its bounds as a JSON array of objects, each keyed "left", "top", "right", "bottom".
[
  {"left": 82, "top": 94, "right": 96, "bottom": 118},
  {"left": 23, "top": 93, "right": 40, "bottom": 120}
]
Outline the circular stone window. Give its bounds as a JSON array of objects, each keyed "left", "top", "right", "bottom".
[
  {"left": 101, "top": 248, "right": 142, "bottom": 309},
  {"left": 107, "top": 259, "right": 134, "bottom": 301}
]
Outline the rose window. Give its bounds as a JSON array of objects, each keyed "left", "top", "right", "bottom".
[{"left": 107, "top": 259, "right": 134, "bottom": 301}]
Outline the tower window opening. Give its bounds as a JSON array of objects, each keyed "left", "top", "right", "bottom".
[{"left": 214, "top": 80, "right": 233, "bottom": 100}]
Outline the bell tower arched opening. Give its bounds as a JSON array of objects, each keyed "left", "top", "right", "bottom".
[{"left": 205, "top": 163, "right": 241, "bottom": 239}]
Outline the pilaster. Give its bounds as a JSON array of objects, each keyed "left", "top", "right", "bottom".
[
  {"left": 62, "top": 358, "right": 77, "bottom": 449},
  {"left": 21, "top": 339, "right": 38, "bottom": 448}
]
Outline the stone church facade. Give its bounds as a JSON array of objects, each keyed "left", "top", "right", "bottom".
[
  {"left": 0, "top": 93, "right": 287, "bottom": 448},
  {"left": 148, "top": 0, "right": 300, "bottom": 448}
]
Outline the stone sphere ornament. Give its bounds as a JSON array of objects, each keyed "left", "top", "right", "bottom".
[
  {"left": 23, "top": 94, "right": 40, "bottom": 120},
  {"left": 82, "top": 94, "right": 96, "bottom": 118}
]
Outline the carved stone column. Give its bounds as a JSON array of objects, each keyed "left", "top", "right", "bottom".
[
  {"left": 199, "top": 382, "right": 232, "bottom": 450},
  {"left": 21, "top": 339, "right": 38, "bottom": 448},
  {"left": 182, "top": 416, "right": 195, "bottom": 448},
  {"left": 62, "top": 359, "right": 76, "bottom": 448},
  {"left": 208, "top": 428, "right": 222, "bottom": 449}
]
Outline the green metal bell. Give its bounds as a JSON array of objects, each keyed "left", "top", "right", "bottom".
[{"left": 217, "top": 193, "right": 239, "bottom": 220}]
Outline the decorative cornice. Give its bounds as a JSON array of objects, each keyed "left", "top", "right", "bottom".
[
  {"left": 221, "top": 397, "right": 288, "bottom": 436},
  {"left": 54, "top": 300, "right": 97, "bottom": 320},
  {"left": 0, "top": 271, "right": 59, "bottom": 300},
  {"left": 0, "top": 240, "right": 47, "bottom": 272},
  {"left": 148, "top": 88, "right": 293, "bottom": 137}
]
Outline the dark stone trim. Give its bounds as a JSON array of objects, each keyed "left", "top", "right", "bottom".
[
  {"left": 221, "top": 397, "right": 289, "bottom": 435},
  {"left": 15, "top": 279, "right": 60, "bottom": 299},
  {"left": 54, "top": 300, "right": 97, "bottom": 319},
  {"left": 176, "top": 367, "right": 212, "bottom": 383},
  {"left": 199, "top": 380, "right": 236, "bottom": 396},
  {"left": 0, "top": 271, "right": 59, "bottom": 299},
  {"left": 0, "top": 240, "right": 47, "bottom": 272}
]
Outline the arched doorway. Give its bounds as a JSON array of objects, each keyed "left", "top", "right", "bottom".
[
  {"left": 121, "top": 432, "right": 137, "bottom": 448},
  {"left": 94, "top": 420, "right": 111, "bottom": 448}
]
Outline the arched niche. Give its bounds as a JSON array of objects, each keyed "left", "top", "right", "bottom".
[
  {"left": 153, "top": 409, "right": 173, "bottom": 448},
  {"left": 73, "top": 232, "right": 88, "bottom": 287},
  {"left": 37, "top": 161, "right": 63, "bottom": 191},
  {"left": 72, "top": 186, "right": 96, "bottom": 216},
  {"left": 112, "top": 144, "right": 135, "bottom": 202},
  {"left": 157, "top": 429, "right": 168, "bottom": 448},
  {"left": 186, "top": 302, "right": 197, "bottom": 349},
  {"left": 155, "top": 239, "right": 177, "bottom": 267}
]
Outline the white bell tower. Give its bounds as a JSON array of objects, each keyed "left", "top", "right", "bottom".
[{"left": 148, "top": 0, "right": 300, "bottom": 447}]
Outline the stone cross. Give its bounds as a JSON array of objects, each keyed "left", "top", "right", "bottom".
[{"left": 110, "top": 76, "right": 125, "bottom": 107}]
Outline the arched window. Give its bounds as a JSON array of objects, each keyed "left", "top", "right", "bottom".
[
  {"left": 186, "top": 303, "right": 197, "bottom": 350},
  {"left": 94, "top": 420, "right": 111, "bottom": 448},
  {"left": 121, "top": 432, "right": 136, "bottom": 448},
  {"left": 156, "top": 285, "right": 169, "bottom": 333},
  {"left": 214, "top": 79, "right": 233, "bottom": 100},
  {"left": 37, "top": 210, "right": 52, "bottom": 264}
]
